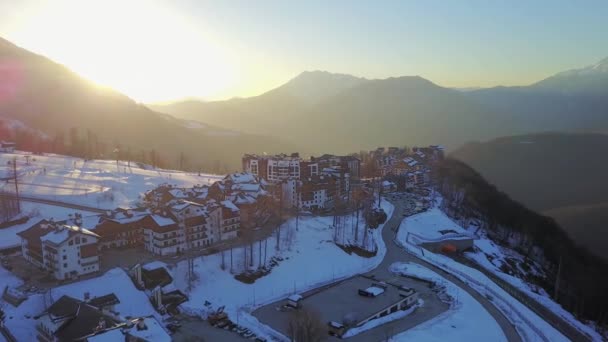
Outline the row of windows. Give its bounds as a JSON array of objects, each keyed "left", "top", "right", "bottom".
[{"left": 68, "top": 236, "right": 88, "bottom": 246}]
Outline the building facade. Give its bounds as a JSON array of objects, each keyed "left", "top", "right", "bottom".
[{"left": 18, "top": 220, "right": 100, "bottom": 280}]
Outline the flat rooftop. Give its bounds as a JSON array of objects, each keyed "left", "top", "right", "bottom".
[{"left": 299, "top": 275, "right": 414, "bottom": 325}]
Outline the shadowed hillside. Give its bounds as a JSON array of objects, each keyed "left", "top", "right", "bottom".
[
  {"left": 0, "top": 37, "right": 294, "bottom": 171},
  {"left": 451, "top": 132, "right": 608, "bottom": 260},
  {"left": 153, "top": 73, "right": 513, "bottom": 154}
]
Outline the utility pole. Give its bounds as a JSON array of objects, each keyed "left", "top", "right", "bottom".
[
  {"left": 12, "top": 157, "right": 20, "bottom": 213},
  {"left": 276, "top": 186, "right": 282, "bottom": 251}
]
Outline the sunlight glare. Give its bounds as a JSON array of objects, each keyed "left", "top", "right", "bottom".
[{"left": 8, "top": 0, "right": 236, "bottom": 102}]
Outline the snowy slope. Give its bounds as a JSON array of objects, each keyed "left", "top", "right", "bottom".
[
  {"left": 465, "top": 233, "right": 603, "bottom": 341},
  {"left": 390, "top": 262, "right": 506, "bottom": 342},
  {"left": 172, "top": 200, "right": 394, "bottom": 340},
  {"left": 0, "top": 151, "right": 222, "bottom": 209},
  {"left": 397, "top": 205, "right": 573, "bottom": 341}
]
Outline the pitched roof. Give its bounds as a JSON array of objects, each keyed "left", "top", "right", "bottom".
[
  {"left": 55, "top": 302, "right": 120, "bottom": 341},
  {"left": 44, "top": 295, "right": 121, "bottom": 341},
  {"left": 47, "top": 295, "right": 80, "bottom": 321},
  {"left": 88, "top": 293, "right": 120, "bottom": 309}
]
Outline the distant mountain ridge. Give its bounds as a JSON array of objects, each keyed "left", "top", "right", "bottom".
[
  {"left": 451, "top": 132, "right": 608, "bottom": 260},
  {"left": 274, "top": 70, "right": 368, "bottom": 104},
  {"left": 0, "top": 37, "right": 293, "bottom": 171},
  {"left": 155, "top": 55, "right": 608, "bottom": 154},
  {"left": 152, "top": 73, "right": 513, "bottom": 154}
]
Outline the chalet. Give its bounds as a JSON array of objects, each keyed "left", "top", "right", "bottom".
[
  {"left": 36, "top": 295, "right": 121, "bottom": 342},
  {"left": 95, "top": 208, "right": 149, "bottom": 249},
  {"left": 18, "top": 220, "right": 101, "bottom": 280}
]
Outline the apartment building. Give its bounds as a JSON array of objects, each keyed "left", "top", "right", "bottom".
[
  {"left": 18, "top": 220, "right": 100, "bottom": 280},
  {"left": 242, "top": 153, "right": 303, "bottom": 182}
]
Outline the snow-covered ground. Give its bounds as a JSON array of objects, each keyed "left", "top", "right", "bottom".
[
  {"left": 389, "top": 262, "right": 506, "bottom": 342},
  {"left": 344, "top": 299, "right": 423, "bottom": 338},
  {"left": 465, "top": 231, "right": 603, "bottom": 341},
  {"left": 0, "top": 267, "right": 164, "bottom": 341},
  {"left": 0, "top": 202, "right": 99, "bottom": 250},
  {"left": 397, "top": 205, "right": 473, "bottom": 243},
  {"left": 0, "top": 151, "right": 222, "bottom": 209},
  {"left": 171, "top": 200, "right": 394, "bottom": 340},
  {"left": 396, "top": 205, "right": 574, "bottom": 342}
]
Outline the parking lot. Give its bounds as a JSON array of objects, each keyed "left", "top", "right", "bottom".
[
  {"left": 170, "top": 316, "right": 249, "bottom": 342},
  {"left": 253, "top": 272, "right": 449, "bottom": 341}
]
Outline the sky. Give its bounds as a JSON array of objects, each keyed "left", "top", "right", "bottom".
[{"left": 0, "top": 0, "right": 607, "bottom": 103}]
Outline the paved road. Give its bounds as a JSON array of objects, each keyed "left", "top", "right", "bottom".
[
  {"left": 254, "top": 195, "right": 522, "bottom": 342},
  {"left": 454, "top": 255, "right": 591, "bottom": 342},
  {"left": 376, "top": 196, "right": 522, "bottom": 342},
  {"left": 0, "top": 193, "right": 106, "bottom": 214}
]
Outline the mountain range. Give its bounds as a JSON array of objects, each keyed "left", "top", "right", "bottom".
[
  {"left": 152, "top": 56, "right": 608, "bottom": 154},
  {"left": 0, "top": 37, "right": 293, "bottom": 172},
  {"left": 2, "top": 34, "right": 608, "bottom": 172}
]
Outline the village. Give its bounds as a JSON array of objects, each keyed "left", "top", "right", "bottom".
[{"left": 0, "top": 144, "right": 464, "bottom": 341}]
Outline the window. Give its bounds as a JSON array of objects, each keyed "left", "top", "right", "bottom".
[
  {"left": 69, "top": 240, "right": 74, "bottom": 246},
  {"left": 82, "top": 238, "right": 87, "bottom": 243},
  {"left": 63, "top": 255, "right": 67, "bottom": 260},
  {"left": 75, "top": 237, "right": 80, "bottom": 244},
  {"left": 63, "top": 263, "right": 67, "bottom": 268}
]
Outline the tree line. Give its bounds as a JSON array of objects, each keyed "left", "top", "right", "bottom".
[{"left": 435, "top": 158, "right": 608, "bottom": 324}]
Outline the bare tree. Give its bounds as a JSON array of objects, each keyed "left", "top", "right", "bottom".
[{"left": 287, "top": 308, "right": 326, "bottom": 342}]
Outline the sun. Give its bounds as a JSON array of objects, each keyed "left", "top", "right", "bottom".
[{"left": 6, "top": 0, "right": 236, "bottom": 103}]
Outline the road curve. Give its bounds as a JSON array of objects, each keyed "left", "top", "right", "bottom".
[{"left": 373, "top": 197, "right": 522, "bottom": 342}]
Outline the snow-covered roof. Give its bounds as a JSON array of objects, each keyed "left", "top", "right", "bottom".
[
  {"left": 127, "top": 317, "right": 171, "bottom": 342},
  {"left": 329, "top": 321, "right": 344, "bottom": 328},
  {"left": 170, "top": 201, "right": 203, "bottom": 212},
  {"left": 288, "top": 294, "right": 303, "bottom": 302},
  {"left": 364, "top": 286, "right": 385, "bottom": 296},
  {"left": 41, "top": 225, "right": 99, "bottom": 245},
  {"left": 169, "top": 189, "right": 188, "bottom": 198},
  {"left": 150, "top": 215, "right": 176, "bottom": 227},
  {"left": 225, "top": 172, "right": 257, "bottom": 184},
  {"left": 221, "top": 200, "right": 239, "bottom": 212},
  {"left": 231, "top": 183, "right": 261, "bottom": 192},
  {"left": 142, "top": 261, "right": 169, "bottom": 271}
]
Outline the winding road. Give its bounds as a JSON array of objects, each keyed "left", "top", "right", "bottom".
[{"left": 371, "top": 196, "right": 523, "bottom": 342}]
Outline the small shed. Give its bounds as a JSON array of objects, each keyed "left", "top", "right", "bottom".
[
  {"left": 328, "top": 321, "right": 346, "bottom": 337},
  {"left": 286, "top": 294, "right": 303, "bottom": 308}
]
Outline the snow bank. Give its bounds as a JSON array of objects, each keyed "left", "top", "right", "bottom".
[
  {"left": 396, "top": 208, "right": 569, "bottom": 342},
  {"left": 466, "top": 238, "right": 603, "bottom": 341},
  {"left": 343, "top": 299, "right": 422, "bottom": 338},
  {"left": 174, "top": 200, "right": 394, "bottom": 340},
  {"left": 389, "top": 262, "right": 506, "bottom": 342}
]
